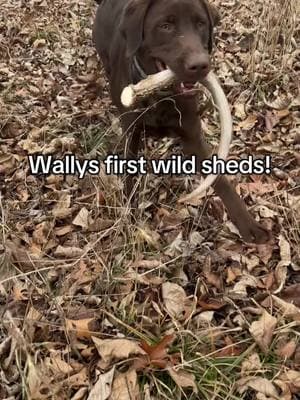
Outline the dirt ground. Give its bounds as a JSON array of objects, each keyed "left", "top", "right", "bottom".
[{"left": 0, "top": 0, "right": 299, "bottom": 399}]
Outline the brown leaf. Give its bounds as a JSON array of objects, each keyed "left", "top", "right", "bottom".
[
  {"left": 135, "top": 334, "right": 179, "bottom": 370},
  {"left": 226, "top": 266, "right": 242, "bottom": 283},
  {"left": 65, "top": 318, "right": 96, "bottom": 339},
  {"left": 73, "top": 207, "right": 89, "bottom": 229},
  {"left": 87, "top": 367, "right": 115, "bottom": 400},
  {"left": 92, "top": 337, "right": 145, "bottom": 369},
  {"left": 236, "top": 376, "right": 279, "bottom": 398},
  {"left": 198, "top": 298, "right": 226, "bottom": 311},
  {"left": 109, "top": 369, "right": 139, "bottom": 400},
  {"left": 280, "top": 284, "right": 300, "bottom": 307},
  {"left": 167, "top": 367, "right": 198, "bottom": 393},
  {"left": 271, "top": 295, "right": 300, "bottom": 319},
  {"left": 54, "top": 245, "right": 84, "bottom": 258},
  {"left": 275, "top": 340, "right": 297, "bottom": 359},
  {"left": 277, "top": 235, "right": 291, "bottom": 268},
  {"left": 237, "top": 114, "right": 257, "bottom": 131},
  {"left": 204, "top": 271, "right": 222, "bottom": 290},
  {"left": 249, "top": 310, "right": 277, "bottom": 353},
  {"left": 241, "top": 353, "right": 262, "bottom": 376},
  {"left": 162, "top": 282, "right": 188, "bottom": 318},
  {"left": 6, "top": 240, "right": 39, "bottom": 271},
  {"left": 279, "top": 370, "right": 300, "bottom": 393},
  {"left": 213, "top": 336, "right": 243, "bottom": 357}
]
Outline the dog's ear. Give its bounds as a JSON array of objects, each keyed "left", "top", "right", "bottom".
[
  {"left": 209, "top": 4, "right": 220, "bottom": 27},
  {"left": 201, "top": 0, "right": 220, "bottom": 52},
  {"left": 120, "top": 0, "right": 151, "bottom": 58}
]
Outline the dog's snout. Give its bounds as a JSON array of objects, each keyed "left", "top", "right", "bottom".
[{"left": 184, "top": 54, "right": 210, "bottom": 78}]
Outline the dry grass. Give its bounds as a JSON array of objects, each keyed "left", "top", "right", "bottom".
[{"left": 250, "top": 0, "right": 299, "bottom": 82}]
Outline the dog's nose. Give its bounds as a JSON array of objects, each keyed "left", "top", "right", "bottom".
[{"left": 184, "top": 55, "right": 210, "bottom": 77}]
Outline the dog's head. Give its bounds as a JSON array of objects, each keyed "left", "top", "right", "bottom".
[{"left": 121, "top": 0, "right": 220, "bottom": 93}]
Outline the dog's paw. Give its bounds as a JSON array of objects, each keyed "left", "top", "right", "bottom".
[{"left": 238, "top": 220, "right": 271, "bottom": 244}]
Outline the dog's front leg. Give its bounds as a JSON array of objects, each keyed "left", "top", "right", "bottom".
[{"left": 179, "top": 114, "right": 270, "bottom": 244}]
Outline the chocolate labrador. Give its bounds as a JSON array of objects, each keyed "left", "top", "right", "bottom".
[{"left": 93, "top": 0, "right": 270, "bottom": 244}]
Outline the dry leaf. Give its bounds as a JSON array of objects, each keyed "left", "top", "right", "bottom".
[
  {"left": 168, "top": 367, "right": 198, "bottom": 393},
  {"left": 278, "top": 370, "right": 300, "bottom": 395},
  {"left": 136, "top": 225, "right": 160, "bottom": 248},
  {"left": 277, "top": 235, "right": 291, "bottom": 268},
  {"left": 109, "top": 369, "right": 139, "bottom": 400},
  {"left": 162, "top": 282, "right": 188, "bottom": 318},
  {"left": 61, "top": 368, "right": 88, "bottom": 388},
  {"left": 66, "top": 318, "right": 96, "bottom": 339},
  {"left": 237, "top": 114, "right": 257, "bottom": 131},
  {"left": 45, "top": 353, "right": 74, "bottom": 376},
  {"left": 87, "top": 367, "right": 115, "bottom": 400},
  {"left": 275, "top": 340, "right": 297, "bottom": 359},
  {"left": 204, "top": 271, "right": 222, "bottom": 289},
  {"left": 280, "top": 284, "right": 300, "bottom": 307},
  {"left": 249, "top": 310, "right": 277, "bottom": 353},
  {"left": 241, "top": 353, "right": 262, "bottom": 375},
  {"left": 73, "top": 207, "right": 89, "bottom": 229},
  {"left": 134, "top": 334, "right": 178, "bottom": 370},
  {"left": 237, "top": 376, "right": 279, "bottom": 398},
  {"left": 54, "top": 245, "right": 84, "bottom": 258},
  {"left": 271, "top": 295, "right": 300, "bottom": 319},
  {"left": 231, "top": 275, "right": 259, "bottom": 297},
  {"left": 92, "top": 337, "right": 145, "bottom": 369}
]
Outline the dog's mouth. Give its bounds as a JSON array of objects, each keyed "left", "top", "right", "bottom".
[{"left": 155, "top": 59, "right": 198, "bottom": 96}]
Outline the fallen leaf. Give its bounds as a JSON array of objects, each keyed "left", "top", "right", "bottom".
[
  {"left": 275, "top": 340, "right": 297, "bottom": 359},
  {"left": 237, "top": 376, "right": 279, "bottom": 398},
  {"left": 231, "top": 275, "right": 259, "bottom": 297},
  {"left": 92, "top": 337, "right": 145, "bottom": 369},
  {"left": 237, "top": 114, "right": 257, "bottom": 131},
  {"left": 162, "top": 282, "right": 188, "bottom": 318},
  {"left": 45, "top": 353, "right": 74, "bottom": 376},
  {"left": 73, "top": 207, "right": 89, "bottom": 229},
  {"left": 204, "top": 271, "right": 222, "bottom": 290},
  {"left": 241, "top": 353, "right": 262, "bottom": 375},
  {"left": 249, "top": 310, "right": 277, "bottom": 353},
  {"left": 168, "top": 367, "right": 198, "bottom": 393},
  {"left": 134, "top": 334, "right": 178, "bottom": 370},
  {"left": 280, "top": 284, "right": 300, "bottom": 307},
  {"left": 278, "top": 369, "right": 300, "bottom": 393},
  {"left": 66, "top": 318, "right": 96, "bottom": 339},
  {"left": 277, "top": 235, "right": 291, "bottom": 268},
  {"left": 87, "top": 367, "right": 115, "bottom": 400},
  {"left": 54, "top": 245, "right": 84, "bottom": 258},
  {"left": 136, "top": 225, "right": 160, "bottom": 248},
  {"left": 271, "top": 295, "right": 300, "bottom": 319},
  {"left": 109, "top": 369, "right": 139, "bottom": 400}
]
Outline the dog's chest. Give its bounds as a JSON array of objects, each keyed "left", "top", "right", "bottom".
[{"left": 138, "top": 97, "right": 183, "bottom": 129}]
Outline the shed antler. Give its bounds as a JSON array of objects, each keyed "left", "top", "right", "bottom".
[{"left": 120, "top": 70, "right": 233, "bottom": 201}]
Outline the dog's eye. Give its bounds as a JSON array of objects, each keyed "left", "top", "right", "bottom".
[
  {"left": 159, "top": 22, "right": 173, "bottom": 31},
  {"left": 196, "top": 19, "right": 205, "bottom": 28}
]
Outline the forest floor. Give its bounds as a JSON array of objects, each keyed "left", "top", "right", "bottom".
[{"left": 0, "top": 0, "right": 299, "bottom": 399}]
